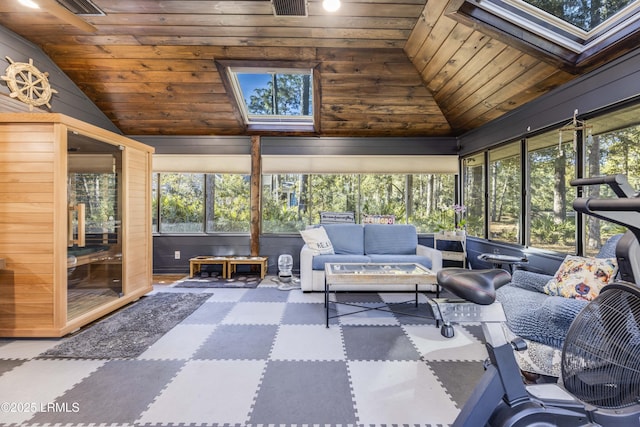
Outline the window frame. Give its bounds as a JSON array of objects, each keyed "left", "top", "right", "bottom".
[{"left": 216, "top": 60, "right": 321, "bottom": 134}]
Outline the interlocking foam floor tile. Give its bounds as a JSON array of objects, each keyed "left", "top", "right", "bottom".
[
  {"left": 1, "top": 359, "right": 105, "bottom": 425},
  {"left": 342, "top": 325, "right": 422, "bottom": 361},
  {"left": 349, "top": 359, "right": 459, "bottom": 425},
  {"left": 270, "top": 324, "right": 345, "bottom": 361},
  {"left": 194, "top": 324, "right": 278, "bottom": 360},
  {"left": 138, "top": 359, "right": 266, "bottom": 425},
  {"left": 139, "top": 324, "right": 218, "bottom": 360},
  {"left": 249, "top": 360, "right": 357, "bottom": 425},
  {"left": 221, "top": 302, "right": 286, "bottom": 325}
]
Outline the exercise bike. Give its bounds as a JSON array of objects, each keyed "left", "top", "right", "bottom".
[{"left": 430, "top": 174, "right": 640, "bottom": 426}]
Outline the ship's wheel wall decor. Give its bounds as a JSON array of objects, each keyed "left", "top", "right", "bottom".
[{"left": 1, "top": 56, "right": 58, "bottom": 111}]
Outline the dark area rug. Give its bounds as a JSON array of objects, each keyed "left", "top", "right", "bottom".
[
  {"left": 40, "top": 293, "right": 211, "bottom": 359},
  {"left": 173, "top": 273, "right": 261, "bottom": 288}
]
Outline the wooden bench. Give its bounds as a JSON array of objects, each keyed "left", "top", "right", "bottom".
[
  {"left": 189, "top": 256, "right": 229, "bottom": 278},
  {"left": 189, "top": 256, "right": 268, "bottom": 279}
]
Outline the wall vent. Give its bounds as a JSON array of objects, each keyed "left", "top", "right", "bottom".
[
  {"left": 271, "top": 0, "right": 308, "bottom": 17},
  {"left": 56, "top": 0, "right": 105, "bottom": 16}
]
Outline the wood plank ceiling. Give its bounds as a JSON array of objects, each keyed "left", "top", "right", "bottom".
[{"left": 0, "top": 0, "right": 586, "bottom": 137}]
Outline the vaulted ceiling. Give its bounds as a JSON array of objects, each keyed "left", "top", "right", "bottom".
[{"left": 0, "top": 0, "right": 633, "bottom": 137}]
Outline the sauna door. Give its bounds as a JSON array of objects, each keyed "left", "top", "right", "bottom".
[{"left": 67, "top": 133, "right": 123, "bottom": 320}]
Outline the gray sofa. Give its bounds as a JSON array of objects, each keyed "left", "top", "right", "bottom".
[
  {"left": 495, "top": 234, "right": 622, "bottom": 378},
  {"left": 300, "top": 223, "right": 442, "bottom": 292}
]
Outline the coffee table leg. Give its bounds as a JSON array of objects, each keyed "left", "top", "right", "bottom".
[
  {"left": 415, "top": 284, "right": 418, "bottom": 307},
  {"left": 325, "top": 278, "right": 329, "bottom": 328}
]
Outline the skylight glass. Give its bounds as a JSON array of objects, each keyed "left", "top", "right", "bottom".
[
  {"left": 521, "top": 0, "right": 635, "bottom": 32},
  {"left": 229, "top": 67, "right": 314, "bottom": 128}
]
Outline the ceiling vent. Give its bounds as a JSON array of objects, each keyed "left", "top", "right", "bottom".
[
  {"left": 271, "top": 0, "right": 308, "bottom": 17},
  {"left": 56, "top": 0, "right": 105, "bottom": 16}
]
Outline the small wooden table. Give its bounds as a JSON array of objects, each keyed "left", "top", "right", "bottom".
[
  {"left": 189, "top": 256, "right": 229, "bottom": 278},
  {"left": 189, "top": 255, "right": 269, "bottom": 279},
  {"left": 227, "top": 256, "right": 269, "bottom": 279}
]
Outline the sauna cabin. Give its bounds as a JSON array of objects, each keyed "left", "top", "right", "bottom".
[{"left": 0, "top": 113, "right": 154, "bottom": 337}]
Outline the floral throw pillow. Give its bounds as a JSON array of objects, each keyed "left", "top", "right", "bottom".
[
  {"left": 300, "top": 226, "right": 334, "bottom": 255},
  {"left": 543, "top": 255, "right": 618, "bottom": 301}
]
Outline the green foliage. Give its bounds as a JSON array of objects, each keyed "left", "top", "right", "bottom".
[
  {"left": 248, "top": 74, "right": 312, "bottom": 116},
  {"left": 526, "top": 0, "right": 632, "bottom": 31},
  {"left": 530, "top": 215, "right": 575, "bottom": 246}
]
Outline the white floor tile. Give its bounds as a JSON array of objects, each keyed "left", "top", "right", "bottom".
[
  {"left": 403, "top": 324, "right": 488, "bottom": 361},
  {"left": 138, "top": 324, "right": 217, "bottom": 360},
  {"left": 0, "top": 339, "right": 61, "bottom": 360},
  {"left": 221, "top": 302, "right": 285, "bottom": 324},
  {"left": 286, "top": 290, "right": 325, "bottom": 303},
  {"left": 137, "top": 359, "right": 265, "bottom": 425},
  {"left": 349, "top": 360, "right": 459, "bottom": 425},
  {"left": 0, "top": 359, "right": 105, "bottom": 424},
  {"left": 270, "top": 325, "right": 345, "bottom": 361},
  {"left": 204, "top": 288, "right": 249, "bottom": 302}
]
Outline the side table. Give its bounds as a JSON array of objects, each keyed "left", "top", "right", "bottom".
[
  {"left": 189, "top": 256, "right": 229, "bottom": 278},
  {"left": 227, "top": 256, "right": 269, "bottom": 279},
  {"left": 477, "top": 253, "right": 528, "bottom": 273}
]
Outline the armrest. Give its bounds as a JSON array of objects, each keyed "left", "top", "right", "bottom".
[
  {"left": 299, "top": 244, "right": 315, "bottom": 291},
  {"left": 417, "top": 244, "right": 442, "bottom": 272},
  {"left": 510, "top": 269, "right": 552, "bottom": 293}
]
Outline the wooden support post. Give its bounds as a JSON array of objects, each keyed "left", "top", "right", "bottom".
[{"left": 250, "top": 135, "right": 261, "bottom": 257}]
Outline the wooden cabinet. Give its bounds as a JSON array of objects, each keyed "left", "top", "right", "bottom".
[
  {"left": 0, "top": 113, "right": 154, "bottom": 337},
  {"left": 433, "top": 232, "right": 467, "bottom": 268}
]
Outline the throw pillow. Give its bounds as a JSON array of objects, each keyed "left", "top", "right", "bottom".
[
  {"left": 300, "top": 226, "right": 335, "bottom": 255},
  {"left": 543, "top": 255, "right": 618, "bottom": 301}
]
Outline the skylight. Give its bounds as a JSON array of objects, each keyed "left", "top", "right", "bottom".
[
  {"left": 228, "top": 66, "right": 315, "bottom": 130},
  {"left": 520, "top": 0, "right": 635, "bottom": 32},
  {"left": 448, "top": 0, "right": 640, "bottom": 68}
]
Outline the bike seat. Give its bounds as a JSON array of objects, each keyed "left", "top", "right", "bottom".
[{"left": 437, "top": 268, "right": 512, "bottom": 305}]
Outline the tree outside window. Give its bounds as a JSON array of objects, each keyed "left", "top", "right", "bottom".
[
  {"left": 489, "top": 143, "right": 521, "bottom": 243},
  {"left": 527, "top": 133, "right": 576, "bottom": 253}
]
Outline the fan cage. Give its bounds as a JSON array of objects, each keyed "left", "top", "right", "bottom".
[{"left": 562, "top": 282, "right": 640, "bottom": 409}]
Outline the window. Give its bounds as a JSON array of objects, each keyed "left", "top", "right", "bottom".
[
  {"left": 489, "top": 143, "right": 521, "bottom": 243},
  {"left": 583, "top": 104, "right": 640, "bottom": 254},
  {"left": 159, "top": 173, "right": 204, "bottom": 233},
  {"left": 205, "top": 174, "right": 251, "bottom": 233},
  {"left": 261, "top": 173, "right": 456, "bottom": 233},
  {"left": 308, "top": 174, "right": 359, "bottom": 226},
  {"left": 154, "top": 172, "right": 251, "bottom": 234},
  {"left": 521, "top": 0, "right": 636, "bottom": 32},
  {"left": 462, "top": 153, "right": 486, "bottom": 238},
  {"left": 262, "top": 173, "right": 309, "bottom": 233},
  {"left": 527, "top": 131, "right": 576, "bottom": 253},
  {"left": 408, "top": 174, "right": 456, "bottom": 233},
  {"left": 221, "top": 62, "right": 319, "bottom": 132}
]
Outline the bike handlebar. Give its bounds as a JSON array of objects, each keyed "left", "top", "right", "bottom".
[{"left": 574, "top": 197, "right": 640, "bottom": 212}]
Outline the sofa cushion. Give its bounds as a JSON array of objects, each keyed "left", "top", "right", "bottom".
[
  {"left": 367, "top": 254, "right": 432, "bottom": 269},
  {"left": 364, "top": 224, "right": 417, "bottom": 255},
  {"left": 299, "top": 226, "right": 334, "bottom": 255},
  {"left": 322, "top": 224, "right": 365, "bottom": 255},
  {"left": 312, "top": 254, "right": 371, "bottom": 270},
  {"left": 542, "top": 255, "right": 618, "bottom": 301}
]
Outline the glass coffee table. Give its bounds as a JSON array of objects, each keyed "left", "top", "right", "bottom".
[{"left": 323, "top": 262, "right": 438, "bottom": 327}]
